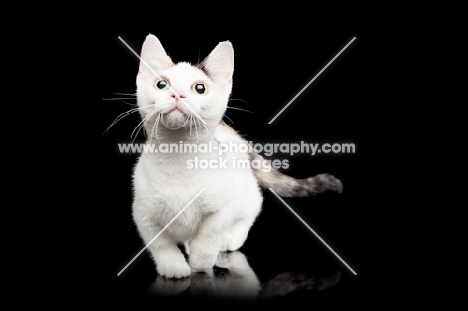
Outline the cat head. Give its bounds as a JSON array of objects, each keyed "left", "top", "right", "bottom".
[{"left": 136, "top": 34, "right": 234, "bottom": 133}]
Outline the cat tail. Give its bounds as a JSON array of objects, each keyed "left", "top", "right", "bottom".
[
  {"left": 258, "top": 270, "right": 341, "bottom": 299},
  {"left": 249, "top": 151, "right": 343, "bottom": 197}
]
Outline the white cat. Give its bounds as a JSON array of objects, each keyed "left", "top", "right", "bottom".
[{"left": 131, "top": 34, "right": 343, "bottom": 279}]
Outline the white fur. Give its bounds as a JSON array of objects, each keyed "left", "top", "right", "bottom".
[
  {"left": 132, "top": 35, "right": 262, "bottom": 278},
  {"left": 149, "top": 251, "right": 260, "bottom": 297}
]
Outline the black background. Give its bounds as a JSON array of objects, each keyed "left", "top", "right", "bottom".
[{"left": 70, "top": 7, "right": 405, "bottom": 308}]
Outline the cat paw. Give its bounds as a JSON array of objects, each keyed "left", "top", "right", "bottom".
[
  {"left": 220, "top": 235, "right": 244, "bottom": 252},
  {"left": 149, "top": 275, "right": 191, "bottom": 295},
  {"left": 189, "top": 252, "right": 217, "bottom": 272},
  {"left": 216, "top": 251, "right": 249, "bottom": 269},
  {"left": 156, "top": 260, "right": 191, "bottom": 279}
]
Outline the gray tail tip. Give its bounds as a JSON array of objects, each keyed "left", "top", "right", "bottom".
[{"left": 309, "top": 173, "right": 343, "bottom": 195}]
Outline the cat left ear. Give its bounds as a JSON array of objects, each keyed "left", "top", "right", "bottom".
[
  {"left": 200, "top": 41, "right": 234, "bottom": 84},
  {"left": 137, "top": 34, "right": 173, "bottom": 83}
]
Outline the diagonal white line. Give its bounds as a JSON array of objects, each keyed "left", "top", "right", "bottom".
[
  {"left": 268, "top": 188, "right": 357, "bottom": 275},
  {"left": 117, "top": 36, "right": 207, "bottom": 125},
  {"left": 117, "top": 188, "right": 206, "bottom": 276},
  {"left": 268, "top": 37, "right": 356, "bottom": 124}
]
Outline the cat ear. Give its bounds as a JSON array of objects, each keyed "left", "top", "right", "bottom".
[
  {"left": 137, "top": 34, "right": 173, "bottom": 83},
  {"left": 201, "top": 41, "right": 234, "bottom": 85}
]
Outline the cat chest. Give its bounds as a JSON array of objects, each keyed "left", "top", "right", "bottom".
[{"left": 145, "top": 194, "right": 214, "bottom": 240}]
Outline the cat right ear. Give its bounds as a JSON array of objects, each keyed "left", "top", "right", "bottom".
[{"left": 137, "top": 34, "right": 173, "bottom": 84}]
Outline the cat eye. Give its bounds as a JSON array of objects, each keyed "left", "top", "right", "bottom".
[
  {"left": 154, "top": 79, "right": 169, "bottom": 90},
  {"left": 192, "top": 83, "right": 207, "bottom": 95}
]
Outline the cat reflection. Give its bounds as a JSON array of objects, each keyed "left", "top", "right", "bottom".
[
  {"left": 148, "top": 251, "right": 341, "bottom": 300},
  {"left": 148, "top": 251, "right": 260, "bottom": 299}
]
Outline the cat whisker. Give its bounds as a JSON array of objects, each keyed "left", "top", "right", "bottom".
[
  {"left": 222, "top": 113, "right": 235, "bottom": 126},
  {"left": 103, "top": 92, "right": 137, "bottom": 105},
  {"left": 131, "top": 110, "right": 157, "bottom": 143},
  {"left": 190, "top": 115, "right": 197, "bottom": 143},
  {"left": 119, "top": 100, "right": 137, "bottom": 107},
  {"left": 103, "top": 107, "right": 140, "bottom": 136},
  {"left": 229, "top": 98, "right": 249, "bottom": 104},
  {"left": 203, "top": 125, "right": 215, "bottom": 141},
  {"left": 191, "top": 112, "right": 216, "bottom": 142},
  {"left": 110, "top": 92, "right": 137, "bottom": 96},
  {"left": 182, "top": 114, "right": 191, "bottom": 128},
  {"left": 193, "top": 114, "right": 199, "bottom": 142},
  {"left": 226, "top": 106, "right": 252, "bottom": 113},
  {"left": 103, "top": 103, "right": 155, "bottom": 136},
  {"left": 204, "top": 112, "right": 229, "bottom": 128},
  {"left": 155, "top": 113, "right": 162, "bottom": 143},
  {"left": 102, "top": 98, "right": 138, "bottom": 102},
  {"left": 181, "top": 114, "right": 193, "bottom": 143},
  {"left": 131, "top": 116, "right": 147, "bottom": 143},
  {"left": 218, "top": 119, "right": 229, "bottom": 127},
  {"left": 145, "top": 112, "right": 162, "bottom": 143},
  {"left": 149, "top": 112, "right": 160, "bottom": 145},
  {"left": 199, "top": 118, "right": 215, "bottom": 141},
  {"left": 188, "top": 115, "right": 193, "bottom": 142}
]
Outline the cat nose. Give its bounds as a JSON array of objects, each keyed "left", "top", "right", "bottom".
[{"left": 171, "top": 92, "right": 186, "bottom": 103}]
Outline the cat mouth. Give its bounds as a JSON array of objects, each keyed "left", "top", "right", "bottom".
[
  {"left": 163, "top": 104, "right": 188, "bottom": 116},
  {"left": 167, "top": 107, "right": 185, "bottom": 114},
  {"left": 160, "top": 107, "right": 191, "bottom": 129}
]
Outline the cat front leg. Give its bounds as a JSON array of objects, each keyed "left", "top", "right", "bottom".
[
  {"left": 133, "top": 213, "right": 191, "bottom": 278},
  {"left": 189, "top": 212, "right": 229, "bottom": 272},
  {"left": 152, "top": 238, "right": 191, "bottom": 279}
]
